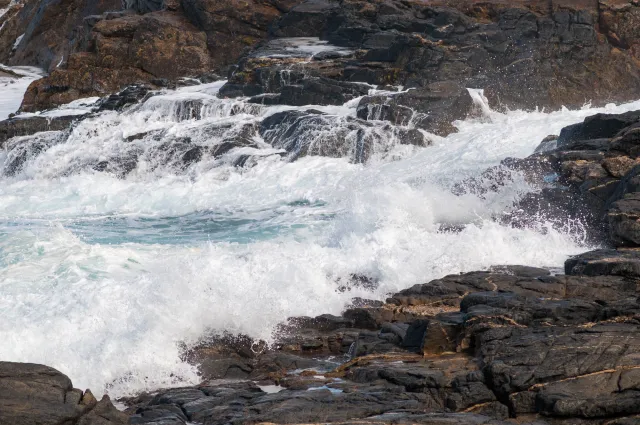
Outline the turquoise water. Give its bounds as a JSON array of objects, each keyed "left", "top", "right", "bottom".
[{"left": 19, "top": 200, "right": 332, "bottom": 245}]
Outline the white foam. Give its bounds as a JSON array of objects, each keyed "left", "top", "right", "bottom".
[
  {"left": 1, "top": 78, "right": 639, "bottom": 399},
  {"left": 12, "top": 33, "right": 23, "bottom": 50},
  {"left": 0, "top": 65, "right": 45, "bottom": 121},
  {"left": 255, "top": 37, "right": 354, "bottom": 59}
]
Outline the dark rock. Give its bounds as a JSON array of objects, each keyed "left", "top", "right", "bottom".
[
  {"left": 95, "top": 85, "right": 153, "bottom": 112},
  {"left": 357, "top": 82, "right": 473, "bottom": 136},
  {"left": 249, "top": 77, "right": 370, "bottom": 107},
  {"left": 181, "top": 0, "right": 302, "bottom": 71},
  {"left": 609, "top": 193, "right": 640, "bottom": 246},
  {"left": 271, "top": 0, "right": 337, "bottom": 37},
  {"left": 259, "top": 110, "right": 425, "bottom": 163},
  {"left": 0, "top": 362, "right": 127, "bottom": 425},
  {"left": 480, "top": 320, "right": 640, "bottom": 395},
  {"left": 566, "top": 248, "right": 640, "bottom": 278},
  {"left": 558, "top": 111, "right": 640, "bottom": 146},
  {"left": 0, "top": 115, "right": 80, "bottom": 146},
  {"left": 0, "top": 0, "right": 122, "bottom": 72},
  {"left": 3, "top": 131, "right": 68, "bottom": 176},
  {"left": 20, "top": 11, "right": 212, "bottom": 112}
]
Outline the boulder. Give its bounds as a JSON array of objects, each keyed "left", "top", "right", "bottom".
[
  {"left": 609, "top": 193, "right": 640, "bottom": 246},
  {"left": 566, "top": 248, "right": 640, "bottom": 277},
  {"left": 0, "top": 362, "right": 127, "bottom": 425}
]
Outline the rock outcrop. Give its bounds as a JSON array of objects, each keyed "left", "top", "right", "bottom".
[
  {"left": 0, "top": 0, "right": 122, "bottom": 70},
  {"left": 455, "top": 108, "right": 640, "bottom": 247},
  {"left": 119, "top": 257, "right": 640, "bottom": 424},
  {"left": 0, "top": 0, "right": 304, "bottom": 112},
  {"left": 0, "top": 362, "right": 128, "bottom": 425},
  {"left": 19, "top": 11, "right": 212, "bottom": 111},
  {"left": 218, "top": 0, "right": 640, "bottom": 137},
  {"left": 4, "top": 0, "right": 640, "bottom": 123}
]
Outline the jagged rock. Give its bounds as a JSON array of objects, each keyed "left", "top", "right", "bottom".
[
  {"left": 259, "top": 109, "right": 427, "bottom": 163},
  {"left": 95, "top": 85, "right": 153, "bottom": 111},
  {"left": 252, "top": 77, "right": 370, "bottom": 107},
  {"left": 3, "top": 131, "right": 69, "bottom": 176},
  {"left": 116, "top": 260, "right": 640, "bottom": 424},
  {"left": 0, "top": 362, "right": 127, "bottom": 425},
  {"left": 356, "top": 82, "right": 474, "bottom": 136},
  {"left": 20, "top": 11, "right": 211, "bottom": 112},
  {"left": 558, "top": 111, "right": 640, "bottom": 146},
  {"left": 181, "top": 0, "right": 303, "bottom": 70},
  {"left": 566, "top": 248, "right": 640, "bottom": 277},
  {"left": 480, "top": 320, "right": 640, "bottom": 418},
  {"left": 0, "top": 0, "right": 122, "bottom": 71},
  {"left": 0, "top": 114, "right": 80, "bottom": 146},
  {"left": 609, "top": 193, "right": 640, "bottom": 246}
]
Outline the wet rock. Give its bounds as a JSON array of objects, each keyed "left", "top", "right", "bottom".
[
  {"left": 271, "top": 0, "right": 337, "bottom": 37},
  {"left": 118, "top": 260, "right": 640, "bottom": 425},
  {"left": 3, "top": 131, "right": 68, "bottom": 176},
  {"left": 609, "top": 193, "right": 640, "bottom": 246},
  {"left": 0, "top": 0, "right": 122, "bottom": 72},
  {"left": 602, "top": 156, "right": 639, "bottom": 178},
  {"left": 558, "top": 111, "right": 640, "bottom": 146},
  {"left": 95, "top": 85, "right": 153, "bottom": 112},
  {"left": 480, "top": 320, "right": 640, "bottom": 418},
  {"left": 259, "top": 109, "right": 425, "bottom": 163},
  {"left": 0, "top": 362, "right": 127, "bottom": 425},
  {"left": 566, "top": 248, "right": 640, "bottom": 278},
  {"left": 357, "top": 82, "right": 474, "bottom": 136},
  {"left": 181, "top": 0, "right": 302, "bottom": 71},
  {"left": 0, "top": 115, "right": 80, "bottom": 146},
  {"left": 128, "top": 404, "right": 187, "bottom": 424},
  {"left": 123, "top": 0, "right": 166, "bottom": 14},
  {"left": 252, "top": 77, "right": 370, "bottom": 107}
]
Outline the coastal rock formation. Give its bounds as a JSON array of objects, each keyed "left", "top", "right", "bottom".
[
  {"left": 219, "top": 0, "right": 640, "bottom": 137},
  {"left": 1, "top": 107, "right": 639, "bottom": 423},
  {"left": 0, "top": 362, "right": 127, "bottom": 425},
  {"left": 456, "top": 108, "right": 640, "bottom": 246},
  {"left": 0, "top": 0, "right": 303, "bottom": 111},
  {"left": 0, "top": 0, "right": 123, "bottom": 71},
  {"left": 2, "top": 0, "right": 640, "bottom": 123},
  {"left": 2, "top": 3, "right": 640, "bottom": 423},
  {"left": 119, "top": 257, "right": 640, "bottom": 424},
  {"left": 19, "top": 11, "right": 212, "bottom": 111},
  {"left": 107, "top": 110, "right": 640, "bottom": 425}
]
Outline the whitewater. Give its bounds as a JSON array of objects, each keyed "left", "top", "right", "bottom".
[{"left": 2, "top": 67, "right": 640, "bottom": 397}]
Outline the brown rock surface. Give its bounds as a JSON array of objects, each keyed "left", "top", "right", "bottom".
[
  {"left": 19, "top": 11, "right": 211, "bottom": 112},
  {"left": 0, "top": 0, "right": 122, "bottom": 71}
]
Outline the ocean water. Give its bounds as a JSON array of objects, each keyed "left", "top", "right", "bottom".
[
  {"left": 0, "top": 65, "right": 44, "bottom": 120},
  {"left": 2, "top": 65, "right": 640, "bottom": 397}
]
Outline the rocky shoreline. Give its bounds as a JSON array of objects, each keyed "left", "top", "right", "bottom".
[
  {"left": 6, "top": 96, "right": 640, "bottom": 425},
  {"left": 2, "top": 0, "right": 640, "bottom": 424}
]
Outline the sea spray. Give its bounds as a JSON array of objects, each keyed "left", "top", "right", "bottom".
[{"left": 2, "top": 74, "right": 640, "bottom": 396}]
